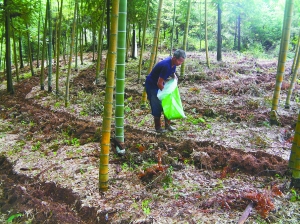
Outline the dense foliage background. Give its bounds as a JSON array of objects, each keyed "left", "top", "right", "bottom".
[{"left": 0, "top": 0, "right": 299, "bottom": 73}]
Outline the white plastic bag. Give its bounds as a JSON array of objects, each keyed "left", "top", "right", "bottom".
[{"left": 157, "top": 78, "right": 178, "bottom": 101}]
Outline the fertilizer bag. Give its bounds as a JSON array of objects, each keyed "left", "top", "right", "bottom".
[{"left": 157, "top": 79, "right": 185, "bottom": 120}]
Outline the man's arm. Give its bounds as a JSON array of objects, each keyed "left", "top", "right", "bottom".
[{"left": 157, "top": 77, "right": 165, "bottom": 90}]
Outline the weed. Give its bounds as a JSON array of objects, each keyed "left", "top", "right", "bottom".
[
  {"left": 54, "top": 102, "right": 61, "bottom": 108},
  {"left": 142, "top": 199, "right": 151, "bottom": 215},
  {"left": 214, "top": 179, "right": 224, "bottom": 190},
  {"left": 290, "top": 189, "right": 300, "bottom": 202},
  {"left": 162, "top": 166, "right": 173, "bottom": 188},
  {"left": 7, "top": 213, "right": 23, "bottom": 223},
  {"left": 80, "top": 110, "right": 88, "bottom": 116},
  {"left": 32, "top": 141, "right": 41, "bottom": 151},
  {"left": 187, "top": 115, "right": 206, "bottom": 125},
  {"left": 124, "top": 105, "right": 131, "bottom": 113},
  {"left": 71, "top": 138, "right": 80, "bottom": 147}
]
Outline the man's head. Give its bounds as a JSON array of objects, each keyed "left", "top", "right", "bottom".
[{"left": 172, "top": 49, "right": 186, "bottom": 66}]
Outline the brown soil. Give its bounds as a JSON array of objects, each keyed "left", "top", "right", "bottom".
[{"left": 0, "top": 52, "right": 299, "bottom": 223}]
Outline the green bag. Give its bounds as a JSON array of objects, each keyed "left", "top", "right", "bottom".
[{"left": 157, "top": 79, "right": 185, "bottom": 120}]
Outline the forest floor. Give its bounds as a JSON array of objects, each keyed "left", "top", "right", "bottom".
[{"left": 0, "top": 51, "right": 300, "bottom": 223}]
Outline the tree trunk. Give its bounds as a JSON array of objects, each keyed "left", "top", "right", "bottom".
[
  {"left": 26, "top": 24, "right": 35, "bottom": 76},
  {"left": 170, "top": 0, "right": 176, "bottom": 56},
  {"left": 217, "top": 2, "right": 222, "bottom": 61},
  {"left": 270, "top": 0, "right": 294, "bottom": 124},
  {"left": 19, "top": 37, "right": 24, "bottom": 69},
  {"left": 55, "top": 0, "right": 63, "bottom": 95},
  {"left": 40, "top": 0, "right": 49, "bottom": 90},
  {"left": 285, "top": 48, "right": 300, "bottom": 109},
  {"left": 238, "top": 14, "right": 241, "bottom": 51},
  {"left": 138, "top": 0, "right": 150, "bottom": 83},
  {"left": 4, "top": 0, "right": 14, "bottom": 94},
  {"left": 131, "top": 24, "right": 137, "bottom": 59},
  {"left": 37, "top": 5, "right": 41, "bottom": 68},
  {"left": 99, "top": 0, "right": 119, "bottom": 192},
  {"left": 180, "top": 0, "right": 191, "bottom": 76},
  {"left": 204, "top": 0, "right": 210, "bottom": 68},
  {"left": 12, "top": 20, "right": 19, "bottom": 82},
  {"left": 47, "top": 0, "right": 53, "bottom": 92},
  {"left": 140, "top": 0, "right": 164, "bottom": 108},
  {"left": 291, "top": 31, "right": 300, "bottom": 75},
  {"left": 115, "top": 0, "right": 127, "bottom": 155},
  {"left": 106, "top": 0, "right": 111, "bottom": 49},
  {"left": 65, "top": 0, "right": 78, "bottom": 107},
  {"left": 95, "top": 0, "right": 107, "bottom": 84}
]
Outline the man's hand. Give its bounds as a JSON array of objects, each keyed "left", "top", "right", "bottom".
[{"left": 157, "top": 77, "right": 165, "bottom": 90}]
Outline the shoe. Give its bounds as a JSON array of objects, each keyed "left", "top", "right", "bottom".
[
  {"left": 164, "top": 116, "right": 176, "bottom": 131},
  {"left": 156, "top": 128, "right": 167, "bottom": 133},
  {"left": 166, "top": 125, "right": 176, "bottom": 131},
  {"left": 154, "top": 117, "right": 167, "bottom": 133}
]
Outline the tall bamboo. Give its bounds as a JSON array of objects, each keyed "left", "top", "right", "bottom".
[
  {"left": 289, "top": 110, "right": 300, "bottom": 188},
  {"left": 204, "top": 0, "right": 210, "bottom": 68},
  {"left": 37, "top": 3, "right": 41, "bottom": 68},
  {"left": 26, "top": 23, "right": 35, "bottom": 76},
  {"left": 95, "top": 0, "right": 107, "bottom": 84},
  {"left": 99, "top": 0, "right": 119, "bottom": 192},
  {"left": 170, "top": 0, "right": 176, "bottom": 56},
  {"left": 270, "top": 0, "right": 294, "bottom": 124},
  {"left": 65, "top": 0, "right": 78, "bottom": 107},
  {"left": 140, "top": 0, "right": 164, "bottom": 108},
  {"left": 285, "top": 49, "right": 300, "bottom": 108},
  {"left": 47, "top": 0, "right": 53, "bottom": 92},
  {"left": 217, "top": 2, "right": 222, "bottom": 61},
  {"left": 291, "top": 32, "right": 300, "bottom": 75},
  {"left": 12, "top": 21, "right": 19, "bottom": 82},
  {"left": 4, "top": 0, "right": 13, "bottom": 94},
  {"left": 40, "top": 0, "right": 49, "bottom": 90},
  {"left": 180, "top": 0, "right": 191, "bottom": 76},
  {"left": 137, "top": 0, "right": 150, "bottom": 83},
  {"left": 55, "top": 0, "right": 63, "bottom": 96},
  {"left": 115, "top": 0, "right": 127, "bottom": 153}
]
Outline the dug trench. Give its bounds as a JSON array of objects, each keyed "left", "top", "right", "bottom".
[{"left": 0, "top": 65, "right": 291, "bottom": 223}]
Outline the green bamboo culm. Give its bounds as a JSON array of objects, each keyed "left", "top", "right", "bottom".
[
  {"left": 138, "top": 0, "right": 150, "bottom": 83},
  {"left": 65, "top": 0, "right": 78, "bottom": 107},
  {"left": 40, "top": 0, "right": 49, "bottom": 90},
  {"left": 140, "top": 0, "right": 164, "bottom": 108},
  {"left": 270, "top": 0, "right": 294, "bottom": 124},
  {"left": 99, "top": 0, "right": 120, "bottom": 192},
  {"left": 95, "top": 0, "right": 107, "bottom": 84},
  {"left": 204, "top": 0, "right": 210, "bottom": 68},
  {"left": 291, "top": 31, "right": 300, "bottom": 75},
  {"left": 47, "top": 0, "right": 52, "bottom": 92},
  {"left": 170, "top": 0, "right": 176, "bottom": 56},
  {"left": 115, "top": 0, "right": 127, "bottom": 152},
  {"left": 55, "top": 0, "right": 63, "bottom": 96},
  {"left": 180, "top": 0, "right": 191, "bottom": 76},
  {"left": 285, "top": 49, "right": 300, "bottom": 109},
  {"left": 289, "top": 110, "right": 300, "bottom": 189}
]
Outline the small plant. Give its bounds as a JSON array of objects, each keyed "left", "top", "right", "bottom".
[
  {"left": 187, "top": 115, "right": 206, "bottom": 125},
  {"left": 71, "top": 138, "right": 80, "bottom": 147},
  {"left": 290, "top": 189, "right": 300, "bottom": 202},
  {"left": 54, "top": 102, "right": 61, "bottom": 108},
  {"left": 7, "top": 213, "right": 23, "bottom": 223},
  {"left": 162, "top": 166, "right": 173, "bottom": 188},
  {"left": 142, "top": 199, "right": 151, "bottom": 215},
  {"left": 32, "top": 141, "right": 41, "bottom": 151}
]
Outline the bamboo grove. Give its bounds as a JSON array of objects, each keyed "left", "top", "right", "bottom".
[{"left": 0, "top": 0, "right": 300, "bottom": 190}]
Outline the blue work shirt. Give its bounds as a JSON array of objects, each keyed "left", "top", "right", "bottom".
[{"left": 145, "top": 57, "right": 176, "bottom": 89}]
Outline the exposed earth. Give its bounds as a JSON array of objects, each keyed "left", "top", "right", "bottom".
[{"left": 1, "top": 51, "right": 300, "bottom": 223}]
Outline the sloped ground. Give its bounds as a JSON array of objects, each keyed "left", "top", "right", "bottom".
[{"left": 0, "top": 51, "right": 300, "bottom": 223}]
